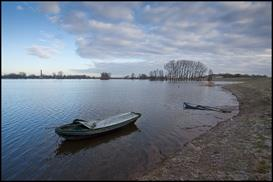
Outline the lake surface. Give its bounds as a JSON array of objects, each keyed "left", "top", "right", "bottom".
[{"left": 2, "top": 79, "right": 239, "bottom": 180}]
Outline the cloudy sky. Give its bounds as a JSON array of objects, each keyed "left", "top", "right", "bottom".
[{"left": 2, "top": 2, "right": 272, "bottom": 76}]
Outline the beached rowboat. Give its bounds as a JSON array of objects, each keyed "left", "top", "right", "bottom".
[{"left": 55, "top": 112, "right": 141, "bottom": 140}]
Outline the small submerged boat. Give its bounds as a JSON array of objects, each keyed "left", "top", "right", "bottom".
[
  {"left": 183, "top": 102, "right": 207, "bottom": 110},
  {"left": 183, "top": 102, "right": 231, "bottom": 113},
  {"left": 55, "top": 112, "right": 141, "bottom": 140}
]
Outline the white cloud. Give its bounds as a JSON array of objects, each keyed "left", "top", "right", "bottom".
[
  {"left": 23, "top": 2, "right": 38, "bottom": 12},
  {"left": 27, "top": 31, "right": 65, "bottom": 59},
  {"left": 220, "top": 2, "right": 254, "bottom": 10},
  {"left": 39, "top": 2, "right": 60, "bottom": 14},
  {"left": 88, "top": 20, "right": 145, "bottom": 40},
  {"left": 83, "top": 2, "right": 140, "bottom": 21},
  {"left": 39, "top": 2, "right": 271, "bottom": 76},
  {"left": 59, "top": 10, "right": 90, "bottom": 34},
  {"left": 27, "top": 45, "right": 58, "bottom": 59},
  {"left": 16, "top": 5, "right": 24, "bottom": 10},
  {"left": 71, "top": 61, "right": 161, "bottom": 76},
  {"left": 144, "top": 4, "right": 151, "bottom": 11},
  {"left": 48, "top": 15, "right": 60, "bottom": 23},
  {"left": 255, "top": 49, "right": 272, "bottom": 58}
]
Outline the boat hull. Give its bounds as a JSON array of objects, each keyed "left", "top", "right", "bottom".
[
  {"left": 55, "top": 113, "right": 141, "bottom": 140},
  {"left": 183, "top": 102, "right": 205, "bottom": 110}
]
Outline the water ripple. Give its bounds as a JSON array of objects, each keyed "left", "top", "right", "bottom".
[{"left": 2, "top": 79, "right": 238, "bottom": 180}]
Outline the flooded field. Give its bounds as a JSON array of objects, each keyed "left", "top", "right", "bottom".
[{"left": 2, "top": 79, "right": 238, "bottom": 180}]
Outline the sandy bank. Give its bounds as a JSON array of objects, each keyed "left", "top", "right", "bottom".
[{"left": 138, "top": 78, "right": 272, "bottom": 180}]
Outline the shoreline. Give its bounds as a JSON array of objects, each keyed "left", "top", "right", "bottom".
[{"left": 138, "top": 78, "right": 272, "bottom": 180}]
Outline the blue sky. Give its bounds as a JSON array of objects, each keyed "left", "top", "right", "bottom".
[{"left": 2, "top": 2, "right": 272, "bottom": 76}]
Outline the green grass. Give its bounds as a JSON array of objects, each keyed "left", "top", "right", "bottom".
[{"left": 256, "top": 160, "right": 270, "bottom": 174}]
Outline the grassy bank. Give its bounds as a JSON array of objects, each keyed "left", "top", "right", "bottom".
[{"left": 138, "top": 78, "right": 272, "bottom": 180}]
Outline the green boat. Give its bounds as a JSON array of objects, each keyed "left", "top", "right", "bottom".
[{"left": 55, "top": 112, "right": 141, "bottom": 140}]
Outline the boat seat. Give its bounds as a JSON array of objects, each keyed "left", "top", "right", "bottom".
[
  {"left": 73, "top": 119, "right": 87, "bottom": 123},
  {"left": 78, "top": 120, "right": 97, "bottom": 129}
]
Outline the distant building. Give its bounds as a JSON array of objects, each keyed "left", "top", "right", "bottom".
[{"left": 40, "top": 69, "right": 43, "bottom": 78}]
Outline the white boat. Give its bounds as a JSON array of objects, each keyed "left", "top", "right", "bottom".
[{"left": 55, "top": 112, "right": 141, "bottom": 140}]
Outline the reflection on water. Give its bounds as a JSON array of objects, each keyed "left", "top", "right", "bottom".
[
  {"left": 55, "top": 124, "right": 140, "bottom": 156},
  {"left": 2, "top": 79, "right": 238, "bottom": 180}
]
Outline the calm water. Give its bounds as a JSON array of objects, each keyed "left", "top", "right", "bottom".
[{"left": 2, "top": 79, "right": 238, "bottom": 180}]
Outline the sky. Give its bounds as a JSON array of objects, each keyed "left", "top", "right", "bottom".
[{"left": 2, "top": 1, "right": 272, "bottom": 77}]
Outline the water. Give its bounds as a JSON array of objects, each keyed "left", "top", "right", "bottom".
[{"left": 2, "top": 79, "right": 239, "bottom": 180}]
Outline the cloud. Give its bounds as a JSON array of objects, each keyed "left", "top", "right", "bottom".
[
  {"left": 16, "top": 5, "right": 24, "bottom": 10},
  {"left": 220, "top": 2, "right": 254, "bottom": 11},
  {"left": 39, "top": 2, "right": 60, "bottom": 14},
  {"left": 27, "top": 45, "right": 58, "bottom": 59},
  {"left": 48, "top": 15, "right": 60, "bottom": 23},
  {"left": 40, "top": 2, "right": 271, "bottom": 76},
  {"left": 71, "top": 61, "right": 163, "bottom": 76},
  {"left": 23, "top": 2, "right": 38, "bottom": 12},
  {"left": 83, "top": 2, "right": 140, "bottom": 21},
  {"left": 38, "top": 31, "right": 65, "bottom": 49},
  {"left": 26, "top": 31, "right": 64, "bottom": 59},
  {"left": 58, "top": 10, "right": 90, "bottom": 34}
]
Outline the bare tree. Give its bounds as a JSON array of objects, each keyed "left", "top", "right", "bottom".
[
  {"left": 163, "top": 60, "right": 207, "bottom": 81},
  {"left": 131, "top": 73, "right": 135, "bottom": 79},
  {"left": 19, "top": 72, "right": 26, "bottom": 78},
  {"left": 139, "top": 74, "right": 148, "bottom": 79},
  {"left": 149, "top": 69, "right": 165, "bottom": 80},
  {"left": 100, "top": 72, "right": 111, "bottom": 80},
  {"left": 57, "top": 71, "right": 63, "bottom": 79},
  {"left": 208, "top": 69, "right": 213, "bottom": 81}
]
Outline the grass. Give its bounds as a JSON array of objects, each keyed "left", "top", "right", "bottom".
[{"left": 256, "top": 160, "right": 270, "bottom": 174}]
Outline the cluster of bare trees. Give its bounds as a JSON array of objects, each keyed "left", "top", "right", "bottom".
[
  {"left": 149, "top": 69, "right": 165, "bottom": 80},
  {"left": 147, "top": 60, "right": 209, "bottom": 81},
  {"left": 164, "top": 60, "right": 208, "bottom": 81},
  {"left": 100, "top": 72, "right": 111, "bottom": 80},
  {"left": 100, "top": 60, "right": 208, "bottom": 81}
]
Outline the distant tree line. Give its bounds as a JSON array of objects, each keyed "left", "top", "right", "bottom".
[
  {"left": 2, "top": 63, "right": 267, "bottom": 80},
  {"left": 2, "top": 72, "right": 95, "bottom": 79},
  {"left": 123, "top": 73, "right": 149, "bottom": 80},
  {"left": 122, "top": 60, "right": 209, "bottom": 81},
  {"left": 214, "top": 73, "right": 267, "bottom": 78}
]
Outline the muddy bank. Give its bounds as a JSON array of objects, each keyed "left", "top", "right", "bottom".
[{"left": 138, "top": 78, "right": 272, "bottom": 180}]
